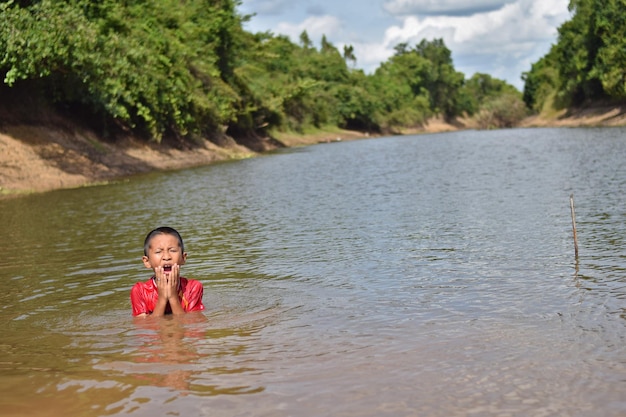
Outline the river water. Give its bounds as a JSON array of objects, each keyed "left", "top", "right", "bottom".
[{"left": 1, "top": 127, "right": 625, "bottom": 416}]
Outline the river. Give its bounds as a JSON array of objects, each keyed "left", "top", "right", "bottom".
[{"left": 1, "top": 127, "right": 625, "bottom": 416}]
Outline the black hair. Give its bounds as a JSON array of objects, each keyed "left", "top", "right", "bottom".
[{"left": 143, "top": 227, "right": 185, "bottom": 255}]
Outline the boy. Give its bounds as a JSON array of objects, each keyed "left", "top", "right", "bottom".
[{"left": 131, "top": 227, "right": 204, "bottom": 317}]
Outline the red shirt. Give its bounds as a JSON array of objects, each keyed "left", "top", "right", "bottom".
[{"left": 130, "top": 277, "right": 204, "bottom": 316}]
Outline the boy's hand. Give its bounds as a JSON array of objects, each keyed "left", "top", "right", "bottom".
[{"left": 155, "top": 264, "right": 180, "bottom": 300}]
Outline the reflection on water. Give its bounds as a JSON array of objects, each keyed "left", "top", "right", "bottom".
[
  {"left": 1, "top": 127, "right": 625, "bottom": 416},
  {"left": 95, "top": 312, "right": 266, "bottom": 412},
  {"left": 106, "top": 314, "right": 208, "bottom": 392}
]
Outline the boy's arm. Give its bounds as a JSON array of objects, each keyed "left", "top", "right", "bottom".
[
  {"left": 167, "top": 295, "right": 186, "bottom": 315},
  {"left": 130, "top": 279, "right": 170, "bottom": 317},
  {"left": 150, "top": 292, "right": 170, "bottom": 317},
  {"left": 184, "top": 280, "right": 205, "bottom": 312},
  {"left": 130, "top": 283, "right": 151, "bottom": 317}
]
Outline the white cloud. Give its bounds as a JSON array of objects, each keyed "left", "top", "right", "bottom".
[
  {"left": 355, "top": 0, "right": 570, "bottom": 88},
  {"left": 244, "top": 0, "right": 293, "bottom": 15},
  {"left": 383, "top": 0, "right": 516, "bottom": 16},
  {"left": 381, "top": 0, "right": 566, "bottom": 52},
  {"left": 240, "top": 0, "right": 572, "bottom": 89},
  {"left": 275, "top": 15, "right": 344, "bottom": 44}
]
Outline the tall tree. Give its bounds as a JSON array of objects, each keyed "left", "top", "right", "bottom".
[
  {"left": 299, "top": 30, "right": 313, "bottom": 49},
  {"left": 590, "top": 0, "right": 626, "bottom": 98},
  {"left": 343, "top": 44, "right": 356, "bottom": 67},
  {"left": 414, "top": 38, "right": 465, "bottom": 119},
  {"left": 550, "top": 0, "right": 626, "bottom": 103}
]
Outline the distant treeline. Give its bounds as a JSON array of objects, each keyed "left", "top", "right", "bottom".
[
  {"left": 523, "top": 0, "right": 626, "bottom": 113},
  {"left": 1, "top": 0, "right": 525, "bottom": 143}
]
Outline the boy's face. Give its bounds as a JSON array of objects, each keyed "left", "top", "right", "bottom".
[{"left": 142, "top": 233, "right": 187, "bottom": 273}]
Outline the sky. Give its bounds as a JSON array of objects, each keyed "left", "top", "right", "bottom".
[{"left": 238, "top": 0, "right": 572, "bottom": 90}]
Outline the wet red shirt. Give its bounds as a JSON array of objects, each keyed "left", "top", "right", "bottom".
[{"left": 130, "top": 277, "right": 204, "bottom": 316}]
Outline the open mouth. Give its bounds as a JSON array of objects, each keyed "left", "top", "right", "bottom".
[{"left": 163, "top": 265, "right": 172, "bottom": 273}]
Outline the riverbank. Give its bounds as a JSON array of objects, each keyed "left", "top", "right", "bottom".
[
  {"left": 1, "top": 105, "right": 625, "bottom": 198},
  {"left": 0, "top": 114, "right": 462, "bottom": 197},
  {"left": 519, "top": 103, "right": 626, "bottom": 128}
]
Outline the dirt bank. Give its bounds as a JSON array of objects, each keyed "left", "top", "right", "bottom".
[
  {"left": 0, "top": 114, "right": 464, "bottom": 197},
  {"left": 520, "top": 104, "right": 626, "bottom": 128},
  {"left": 0, "top": 124, "right": 255, "bottom": 196},
  {"left": 1, "top": 106, "right": 624, "bottom": 198}
]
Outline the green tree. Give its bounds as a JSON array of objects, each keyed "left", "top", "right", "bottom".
[
  {"left": 1, "top": 0, "right": 531, "bottom": 146},
  {"left": 369, "top": 38, "right": 468, "bottom": 130},
  {"left": 589, "top": 0, "right": 626, "bottom": 98},
  {"left": 0, "top": 0, "right": 247, "bottom": 140},
  {"left": 342, "top": 44, "right": 356, "bottom": 67},
  {"left": 299, "top": 30, "right": 313, "bottom": 49},
  {"left": 541, "top": 0, "right": 626, "bottom": 105},
  {"left": 553, "top": 0, "right": 603, "bottom": 104},
  {"left": 332, "top": 70, "right": 380, "bottom": 131},
  {"left": 474, "top": 94, "right": 527, "bottom": 129},
  {"left": 463, "top": 72, "right": 520, "bottom": 115},
  {"left": 522, "top": 50, "right": 560, "bottom": 111},
  {"left": 370, "top": 51, "right": 432, "bottom": 131},
  {"left": 414, "top": 38, "right": 465, "bottom": 119}
]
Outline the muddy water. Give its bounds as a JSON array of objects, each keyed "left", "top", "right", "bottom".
[{"left": 1, "top": 127, "right": 625, "bottom": 416}]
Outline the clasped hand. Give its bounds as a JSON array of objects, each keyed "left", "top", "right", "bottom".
[{"left": 154, "top": 264, "right": 180, "bottom": 300}]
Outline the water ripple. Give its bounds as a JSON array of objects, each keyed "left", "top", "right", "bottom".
[{"left": 1, "top": 127, "right": 626, "bottom": 416}]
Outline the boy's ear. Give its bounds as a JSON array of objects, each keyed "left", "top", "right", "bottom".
[
  {"left": 142, "top": 256, "right": 152, "bottom": 269},
  {"left": 180, "top": 252, "right": 188, "bottom": 265}
]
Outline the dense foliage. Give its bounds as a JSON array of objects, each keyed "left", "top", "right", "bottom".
[
  {"left": 1, "top": 0, "right": 523, "bottom": 143},
  {"left": 523, "top": 0, "right": 626, "bottom": 111}
]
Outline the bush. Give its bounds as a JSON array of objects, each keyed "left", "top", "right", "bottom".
[{"left": 474, "top": 93, "right": 528, "bottom": 129}]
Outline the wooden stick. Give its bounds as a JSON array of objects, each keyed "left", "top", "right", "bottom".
[{"left": 570, "top": 194, "right": 579, "bottom": 258}]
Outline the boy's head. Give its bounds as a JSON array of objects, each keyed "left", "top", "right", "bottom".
[
  {"left": 142, "top": 227, "right": 187, "bottom": 272},
  {"left": 143, "top": 227, "right": 185, "bottom": 256}
]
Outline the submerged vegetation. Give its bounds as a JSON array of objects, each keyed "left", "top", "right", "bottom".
[{"left": 4, "top": 0, "right": 623, "bottom": 146}]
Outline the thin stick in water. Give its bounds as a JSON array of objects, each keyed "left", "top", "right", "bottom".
[{"left": 570, "top": 194, "right": 579, "bottom": 258}]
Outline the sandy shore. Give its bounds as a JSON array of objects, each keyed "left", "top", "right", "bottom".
[
  {"left": 1, "top": 107, "right": 624, "bottom": 198},
  {"left": 0, "top": 119, "right": 448, "bottom": 197},
  {"left": 519, "top": 104, "right": 626, "bottom": 128},
  {"left": 0, "top": 124, "right": 255, "bottom": 196}
]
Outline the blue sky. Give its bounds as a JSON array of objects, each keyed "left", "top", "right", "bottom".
[{"left": 238, "top": 0, "right": 572, "bottom": 90}]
